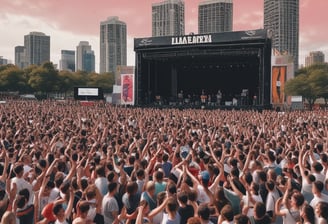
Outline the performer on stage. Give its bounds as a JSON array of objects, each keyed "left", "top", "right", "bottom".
[
  {"left": 216, "top": 90, "right": 222, "bottom": 106},
  {"left": 200, "top": 90, "right": 207, "bottom": 105}
]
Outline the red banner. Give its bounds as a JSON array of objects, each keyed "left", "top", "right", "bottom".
[{"left": 121, "top": 74, "right": 134, "bottom": 105}]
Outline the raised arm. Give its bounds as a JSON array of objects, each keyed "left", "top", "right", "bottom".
[{"left": 64, "top": 187, "right": 74, "bottom": 219}]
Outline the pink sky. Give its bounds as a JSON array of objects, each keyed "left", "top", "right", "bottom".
[{"left": 0, "top": 0, "right": 327, "bottom": 70}]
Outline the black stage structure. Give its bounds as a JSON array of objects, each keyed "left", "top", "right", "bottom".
[{"left": 134, "top": 29, "right": 272, "bottom": 109}]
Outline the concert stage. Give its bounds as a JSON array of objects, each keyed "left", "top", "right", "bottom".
[{"left": 134, "top": 29, "right": 272, "bottom": 108}]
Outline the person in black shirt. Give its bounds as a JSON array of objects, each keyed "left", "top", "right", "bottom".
[
  {"left": 250, "top": 202, "right": 271, "bottom": 224},
  {"left": 15, "top": 189, "right": 34, "bottom": 224},
  {"left": 177, "top": 191, "right": 194, "bottom": 224}
]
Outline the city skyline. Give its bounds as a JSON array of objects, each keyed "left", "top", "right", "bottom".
[{"left": 0, "top": 0, "right": 327, "bottom": 72}]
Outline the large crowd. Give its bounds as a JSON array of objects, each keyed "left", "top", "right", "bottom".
[{"left": 0, "top": 100, "right": 327, "bottom": 224}]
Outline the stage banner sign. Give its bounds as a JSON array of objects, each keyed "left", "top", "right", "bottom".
[
  {"left": 271, "top": 66, "right": 286, "bottom": 104},
  {"left": 121, "top": 74, "right": 134, "bottom": 105},
  {"left": 134, "top": 29, "right": 268, "bottom": 49}
]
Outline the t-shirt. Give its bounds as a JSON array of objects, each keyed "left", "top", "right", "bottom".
[
  {"left": 280, "top": 208, "right": 300, "bottom": 224},
  {"left": 266, "top": 190, "right": 280, "bottom": 213},
  {"left": 313, "top": 173, "right": 325, "bottom": 183},
  {"left": 102, "top": 195, "right": 119, "bottom": 224},
  {"left": 122, "top": 192, "right": 140, "bottom": 214},
  {"left": 11, "top": 177, "right": 33, "bottom": 205},
  {"left": 49, "top": 188, "right": 60, "bottom": 202},
  {"left": 310, "top": 194, "right": 328, "bottom": 209},
  {"left": 197, "top": 185, "right": 210, "bottom": 204},
  {"left": 162, "top": 162, "right": 172, "bottom": 177},
  {"left": 141, "top": 192, "right": 157, "bottom": 211},
  {"left": 124, "top": 166, "right": 134, "bottom": 177},
  {"left": 162, "top": 212, "right": 181, "bottom": 224},
  {"left": 17, "top": 204, "right": 34, "bottom": 224},
  {"left": 95, "top": 177, "right": 108, "bottom": 196},
  {"left": 178, "top": 205, "right": 194, "bottom": 224},
  {"left": 242, "top": 194, "right": 263, "bottom": 217},
  {"left": 153, "top": 211, "right": 164, "bottom": 224},
  {"left": 224, "top": 188, "right": 240, "bottom": 215},
  {"left": 54, "top": 219, "right": 69, "bottom": 224},
  {"left": 136, "top": 179, "right": 145, "bottom": 195},
  {"left": 155, "top": 182, "right": 167, "bottom": 196},
  {"left": 249, "top": 215, "right": 271, "bottom": 224}
]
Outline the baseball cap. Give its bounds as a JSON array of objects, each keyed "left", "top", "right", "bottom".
[{"left": 200, "top": 170, "right": 210, "bottom": 181}]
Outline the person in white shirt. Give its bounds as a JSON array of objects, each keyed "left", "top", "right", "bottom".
[
  {"left": 10, "top": 165, "right": 33, "bottom": 205},
  {"left": 265, "top": 180, "right": 280, "bottom": 223},
  {"left": 310, "top": 181, "right": 328, "bottom": 209},
  {"left": 94, "top": 165, "right": 108, "bottom": 196},
  {"left": 311, "top": 162, "right": 325, "bottom": 183},
  {"left": 314, "top": 201, "right": 328, "bottom": 224},
  {"left": 275, "top": 176, "right": 304, "bottom": 224}
]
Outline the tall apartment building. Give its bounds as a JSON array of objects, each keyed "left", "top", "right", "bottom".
[
  {"left": 198, "top": 0, "right": 233, "bottom": 34},
  {"left": 152, "top": 0, "right": 185, "bottom": 37},
  {"left": 59, "top": 50, "right": 75, "bottom": 72},
  {"left": 100, "top": 16, "right": 127, "bottom": 74},
  {"left": 24, "top": 32, "right": 50, "bottom": 66},
  {"left": 305, "top": 51, "right": 325, "bottom": 67},
  {"left": 76, "top": 41, "right": 95, "bottom": 73},
  {"left": 264, "top": 0, "right": 299, "bottom": 69},
  {"left": 15, "top": 46, "right": 27, "bottom": 69}
]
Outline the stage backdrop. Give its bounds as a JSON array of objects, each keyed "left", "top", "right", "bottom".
[
  {"left": 271, "top": 66, "right": 287, "bottom": 104},
  {"left": 121, "top": 74, "right": 134, "bottom": 105}
]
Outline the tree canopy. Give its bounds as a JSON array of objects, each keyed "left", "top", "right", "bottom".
[
  {"left": 285, "top": 63, "right": 328, "bottom": 109},
  {"left": 0, "top": 62, "right": 116, "bottom": 95}
]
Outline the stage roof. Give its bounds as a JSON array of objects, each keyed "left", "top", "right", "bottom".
[{"left": 134, "top": 29, "right": 271, "bottom": 50}]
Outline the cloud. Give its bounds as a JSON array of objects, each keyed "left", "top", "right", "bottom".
[
  {"left": 234, "top": 11, "right": 263, "bottom": 31},
  {"left": 1, "top": 0, "right": 327, "bottom": 69}
]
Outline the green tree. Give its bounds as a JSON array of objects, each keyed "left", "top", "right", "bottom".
[
  {"left": 73, "top": 70, "right": 88, "bottom": 87},
  {"left": 86, "top": 72, "right": 115, "bottom": 92},
  {"left": 311, "top": 69, "right": 328, "bottom": 106},
  {"left": 285, "top": 64, "right": 328, "bottom": 110},
  {"left": 296, "top": 63, "right": 328, "bottom": 76},
  {"left": 0, "top": 65, "right": 28, "bottom": 92},
  {"left": 28, "top": 62, "right": 60, "bottom": 93}
]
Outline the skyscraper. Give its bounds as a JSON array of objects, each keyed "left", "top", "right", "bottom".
[
  {"left": 24, "top": 32, "right": 50, "bottom": 66},
  {"left": 76, "top": 41, "right": 95, "bottom": 73},
  {"left": 152, "top": 0, "right": 185, "bottom": 37},
  {"left": 60, "top": 50, "right": 75, "bottom": 72},
  {"left": 15, "top": 46, "right": 27, "bottom": 69},
  {"left": 198, "top": 0, "right": 233, "bottom": 34},
  {"left": 264, "top": 0, "right": 299, "bottom": 69},
  {"left": 100, "top": 16, "right": 127, "bottom": 74},
  {"left": 305, "top": 51, "right": 325, "bottom": 67}
]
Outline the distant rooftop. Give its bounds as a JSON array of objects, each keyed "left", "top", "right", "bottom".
[
  {"left": 78, "top": 41, "right": 90, "bottom": 46},
  {"left": 152, "top": 0, "right": 184, "bottom": 7},
  {"left": 100, "top": 16, "right": 126, "bottom": 25},
  {"left": 28, "top": 31, "right": 47, "bottom": 36},
  {"left": 199, "top": 0, "right": 233, "bottom": 6}
]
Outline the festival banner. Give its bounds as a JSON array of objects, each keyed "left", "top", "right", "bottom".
[
  {"left": 121, "top": 74, "right": 134, "bottom": 105},
  {"left": 271, "top": 66, "right": 286, "bottom": 104}
]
